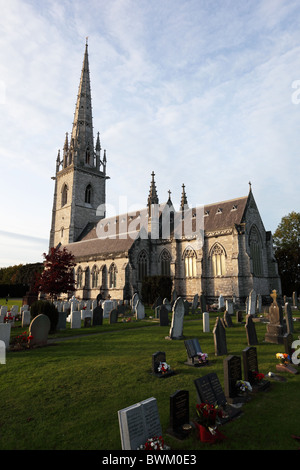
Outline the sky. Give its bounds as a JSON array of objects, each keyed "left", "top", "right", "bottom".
[{"left": 0, "top": 0, "right": 300, "bottom": 267}]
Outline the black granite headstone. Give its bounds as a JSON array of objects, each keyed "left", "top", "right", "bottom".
[
  {"left": 167, "top": 390, "right": 191, "bottom": 440},
  {"left": 92, "top": 305, "right": 103, "bottom": 326}
]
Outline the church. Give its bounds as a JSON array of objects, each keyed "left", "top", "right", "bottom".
[{"left": 49, "top": 43, "right": 281, "bottom": 304}]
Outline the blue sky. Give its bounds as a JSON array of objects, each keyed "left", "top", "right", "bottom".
[{"left": 0, "top": 0, "right": 300, "bottom": 267}]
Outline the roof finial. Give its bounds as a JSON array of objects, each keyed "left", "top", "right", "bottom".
[
  {"left": 86, "top": 36, "right": 88, "bottom": 46},
  {"left": 249, "top": 181, "right": 252, "bottom": 192}
]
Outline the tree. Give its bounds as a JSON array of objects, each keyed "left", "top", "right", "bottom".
[
  {"left": 36, "top": 247, "right": 76, "bottom": 301},
  {"left": 273, "top": 211, "right": 300, "bottom": 296}
]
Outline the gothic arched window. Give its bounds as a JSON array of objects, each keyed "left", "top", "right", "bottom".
[
  {"left": 183, "top": 247, "right": 196, "bottom": 277},
  {"left": 160, "top": 249, "right": 171, "bottom": 276},
  {"left": 138, "top": 251, "right": 148, "bottom": 282},
  {"left": 61, "top": 184, "right": 68, "bottom": 207},
  {"left": 109, "top": 263, "right": 117, "bottom": 288},
  {"left": 91, "top": 265, "right": 98, "bottom": 288},
  {"left": 211, "top": 243, "right": 226, "bottom": 276},
  {"left": 85, "top": 184, "right": 92, "bottom": 204},
  {"left": 249, "top": 225, "right": 263, "bottom": 276},
  {"left": 76, "top": 267, "right": 83, "bottom": 289}
]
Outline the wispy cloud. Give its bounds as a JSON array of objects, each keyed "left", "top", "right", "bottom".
[{"left": 0, "top": 0, "right": 300, "bottom": 266}]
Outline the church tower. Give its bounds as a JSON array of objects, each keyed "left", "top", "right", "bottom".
[{"left": 49, "top": 41, "right": 108, "bottom": 250}]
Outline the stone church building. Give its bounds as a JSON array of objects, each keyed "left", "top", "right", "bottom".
[{"left": 49, "top": 43, "right": 281, "bottom": 304}]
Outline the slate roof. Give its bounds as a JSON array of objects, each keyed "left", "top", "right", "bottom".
[{"left": 64, "top": 194, "right": 250, "bottom": 259}]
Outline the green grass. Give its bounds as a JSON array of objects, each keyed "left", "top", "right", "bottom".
[{"left": 1, "top": 302, "right": 300, "bottom": 450}]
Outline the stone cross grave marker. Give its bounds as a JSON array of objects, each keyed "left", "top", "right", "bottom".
[
  {"left": 213, "top": 316, "right": 227, "bottom": 355},
  {"left": 167, "top": 390, "right": 191, "bottom": 440},
  {"left": 118, "top": 397, "right": 162, "bottom": 450},
  {"left": 265, "top": 291, "right": 284, "bottom": 344}
]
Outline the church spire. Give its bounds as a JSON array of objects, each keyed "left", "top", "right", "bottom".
[
  {"left": 180, "top": 183, "right": 188, "bottom": 211},
  {"left": 71, "top": 41, "right": 94, "bottom": 166},
  {"left": 147, "top": 171, "right": 159, "bottom": 208}
]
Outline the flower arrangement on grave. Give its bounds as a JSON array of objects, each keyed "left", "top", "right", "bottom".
[
  {"left": 157, "top": 361, "right": 170, "bottom": 374},
  {"left": 276, "top": 353, "right": 290, "bottom": 365},
  {"left": 4, "top": 314, "right": 14, "bottom": 323},
  {"left": 138, "top": 435, "right": 170, "bottom": 450},
  {"left": 194, "top": 402, "right": 226, "bottom": 443},
  {"left": 236, "top": 380, "right": 252, "bottom": 394},
  {"left": 10, "top": 331, "right": 33, "bottom": 350},
  {"left": 251, "top": 371, "right": 265, "bottom": 383},
  {"left": 197, "top": 352, "right": 208, "bottom": 365}
]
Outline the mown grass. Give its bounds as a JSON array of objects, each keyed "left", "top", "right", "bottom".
[{"left": 1, "top": 300, "right": 300, "bottom": 450}]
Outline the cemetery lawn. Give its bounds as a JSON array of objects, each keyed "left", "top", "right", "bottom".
[{"left": 1, "top": 306, "right": 300, "bottom": 450}]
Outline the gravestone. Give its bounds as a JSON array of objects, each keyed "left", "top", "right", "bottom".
[
  {"left": 191, "top": 294, "right": 198, "bottom": 314},
  {"left": 194, "top": 372, "right": 241, "bottom": 423},
  {"left": 93, "top": 305, "right": 103, "bottom": 326},
  {"left": 236, "top": 311, "right": 243, "bottom": 323},
  {"left": 167, "top": 390, "right": 191, "bottom": 440},
  {"left": 57, "top": 312, "right": 68, "bottom": 330},
  {"left": 70, "top": 311, "right": 81, "bottom": 329},
  {"left": 29, "top": 314, "right": 51, "bottom": 346},
  {"left": 225, "top": 300, "right": 233, "bottom": 315},
  {"left": 167, "top": 297, "right": 185, "bottom": 340},
  {"left": 256, "top": 294, "right": 262, "bottom": 314},
  {"left": 199, "top": 294, "right": 206, "bottom": 312},
  {"left": 223, "top": 310, "right": 233, "bottom": 327},
  {"left": 284, "top": 303, "right": 294, "bottom": 334},
  {"left": 245, "top": 314, "right": 258, "bottom": 345},
  {"left": 118, "top": 397, "right": 162, "bottom": 450},
  {"left": 152, "top": 351, "right": 175, "bottom": 378},
  {"left": 0, "top": 323, "right": 11, "bottom": 350},
  {"left": 223, "top": 355, "right": 249, "bottom": 404},
  {"left": 103, "top": 300, "right": 113, "bottom": 318},
  {"left": 131, "top": 293, "right": 139, "bottom": 311},
  {"left": 135, "top": 300, "right": 145, "bottom": 320},
  {"left": 265, "top": 291, "right": 284, "bottom": 344},
  {"left": 153, "top": 297, "right": 162, "bottom": 310},
  {"left": 22, "top": 310, "right": 31, "bottom": 328},
  {"left": 159, "top": 304, "right": 169, "bottom": 326},
  {"left": 248, "top": 289, "right": 257, "bottom": 315},
  {"left": 163, "top": 298, "right": 171, "bottom": 312},
  {"left": 84, "top": 317, "right": 91, "bottom": 327},
  {"left": 277, "top": 333, "right": 298, "bottom": 374},
  {"left": 213, "top": 317, "right": 227, "bottom": 355},
  {"left": 292, "top": 291, "right": 298, "bottom": 308},
  {"left": 109, "top": 309, "right": 118, "bottom": 324},
  {"left": 184, "top": 338, "right": 208, "bottom": 367},
  {"left": 218, "top": 295, "right": 225, "bottom": 310},
  {"left": 203, "top": 312, "right": 210, "bottom": 332},
  {"left": 242, "top": 346, "right": 270, "bottom": 391},
  {"left": 183, "top": 300, "right": 190, "bottom": 315}
]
